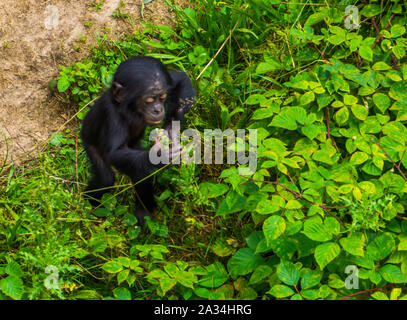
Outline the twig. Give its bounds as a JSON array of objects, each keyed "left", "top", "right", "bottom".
[
  {"left": 339, "top": 283, "right": 393, "bottom": 300},
  {"left": 359, "top": 13, "right": 395, "bottom": 69},
  {"left": 372, "top": 140, "right": 407, "bottom": 181}
]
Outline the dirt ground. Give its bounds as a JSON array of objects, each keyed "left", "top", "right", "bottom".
[{"left": 0, "top": 0, "right": 183, "bottom": 164}]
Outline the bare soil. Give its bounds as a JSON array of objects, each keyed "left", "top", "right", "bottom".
[{"left": 0, "top": 0, "right": 183, "bottom": 163}]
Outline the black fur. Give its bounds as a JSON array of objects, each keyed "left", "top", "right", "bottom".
[{"left": 80, "top": 56, "right": 195, "bottom": 226}]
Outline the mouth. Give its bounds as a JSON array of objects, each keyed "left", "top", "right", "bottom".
[{"left": 146, "top": 119, "right": 163, "bottom": 125}]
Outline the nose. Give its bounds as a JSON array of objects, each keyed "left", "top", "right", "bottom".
[{"left": 153, "top": 105, "right": 162, "bottom": 115}]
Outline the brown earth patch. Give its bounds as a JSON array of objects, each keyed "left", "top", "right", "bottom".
[{"left": 0, "top": 0, "right": 186, "bottom": 164}]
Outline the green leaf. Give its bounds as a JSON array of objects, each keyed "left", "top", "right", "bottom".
[
  {"left": 228, "top": 248, "right": 264, "bottom": 277},
  {"left": 300, "top": 269, "right": 322, "bottom": 290},
  {"left": 263, "top": 215, "right": 286, "bottom": 245},
  {"left": 360, "top": 4, "right": 382, "bottom": 17},
  {"left": 117, "top": 269, "right": 130, "bottom": 285},
  {"left": 351, "top": 104, "right": 368, "bottom": 120},
  {"left": 391, "top": 25, "right": 406, "bottom": 38},
  {"left": 251, "top": 108, "right": 275, "bottom": 120},
  {"left": 350, "top": 151, "right": 369, "bottom": 165},
  {"left": 315, "top": 242, "right": 341, "bottom": 270},
  {"left": 303, "top": 216, "right": 332, "bottom": 242},
  {"left": 367, "top": 233, "right": 395, "bottom": 261},
  {"left": 249, "top": 265, "right": 273, "bottom": 285},
  {"left": 339, "top": 233, "right": 365, "bottom": 256},
  {"left": 372, "top": 62, "right": 392, "bottom": 71},
  {"left": 300, "top": 91, "right": 315, "bottom": 105},
  {"left": 359, "top": 46, "right": 373, "bottom": 61},
  {"left": 57, "top": 76, "right": 70, "bottom": 92},
  {"left": 199, "top": 262, "right": 228, "bottom": 288},
  {"left": 373, "top": 93, "right": 391, "bottom": 113},
  {"left": 334, "top": 107, "right": 349, "bottom": 125},
  {"left": 102, "top": 261, "right": 123, "bottom": 273},
  {"left": 277, "top": 261, "right": 300, "bottom": 286},
  {"left": 159, "top": 276, "right": 177, "bottom": 294},
  {"left": 256, "top": 61, "right": 281, "bottom": 74},
  {"left": 0, "top": 276, "right": 23, "bottom": 300},
  {"left": 268, "top": 284, "right": 295, "bottom": 298},
  {"left": 379, "top": 265, "right": 407, "bottom": 283}
]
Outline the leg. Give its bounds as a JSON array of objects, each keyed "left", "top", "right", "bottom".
[
  {"left": 133, "top": 177, "right": 156, "bottom": 228},
  {"left": 84, "top": 145, "right": 115, "bottom": 206}
]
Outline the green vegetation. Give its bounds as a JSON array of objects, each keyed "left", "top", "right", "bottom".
[{"left": 1, "top": 0, "right": 407, "bottom": 300}]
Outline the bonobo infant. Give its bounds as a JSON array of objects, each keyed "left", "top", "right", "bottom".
[{"left": 80, "top": 56, "right": 195, "bottom": 228}]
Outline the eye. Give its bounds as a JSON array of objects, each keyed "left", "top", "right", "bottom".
[
  {"left": 160, "top": 93, "right": 167, "bottom": 100},
  {"left": 145, "top": 97, "right": 154, "bottom": 103}
]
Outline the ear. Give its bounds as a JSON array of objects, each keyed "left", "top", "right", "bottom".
[{"left": 112, "top": 82, "right": 125, "bottom": 103}]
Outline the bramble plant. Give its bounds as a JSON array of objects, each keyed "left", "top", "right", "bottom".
[{"left": 1, "top": 0, "right": 407, "bottom": 300}]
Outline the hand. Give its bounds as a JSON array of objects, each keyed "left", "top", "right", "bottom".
[{"left": 151, "top": 132, "right": 183, "bottom": 165}]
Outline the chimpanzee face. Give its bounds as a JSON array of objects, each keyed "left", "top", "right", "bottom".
[{"left": 138, "top": 88, "right": 167, "bottom": 125}]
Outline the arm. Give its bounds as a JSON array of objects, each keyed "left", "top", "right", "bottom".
[{"left": 165, "top": 71, "right": 196, "bottom": 126}]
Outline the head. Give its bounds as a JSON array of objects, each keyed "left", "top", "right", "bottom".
[{"left": 111, "top": 56, "right": 172, "bottom": 125}]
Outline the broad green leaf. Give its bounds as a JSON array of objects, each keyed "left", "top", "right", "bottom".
[
  {"left": 359, "top": 46, "right": 373, "bottom": 61},
  {"left": 392, "top": 46, "right": 406, "bottom": 60},
  {"left": 263, "top": 215, "right": 286, "bottom": 244},
  {"left": 159, "top": 276, "right": 177, "bottom": 294},
  {"left": 379, "top": 265, "right": 407, "bottom": 284},
  {"left": 315, "top": 242, "right": 341, "bottom": 270},
  {"left": 0, "top": 276, "right": 23, "bottom": 300},
  {"left": 57, "top": 76, "right": 70, "bottom": 92},
  {"left": 277, "top": 262, "right": 300, "bottom": 286},
  {"left": 343, "top": 94, "right": 357, "bottom": 105},
  {"left": 367, "top": 233, "right": 395, "bottom": 261},
  {"left": 228, "top": 248, "right": 264, "bottom": 277},
  {"left": 350, "top": 151, "right": 369, "bottom": 165},
  {"left": 391, "top": 25, "right": 406, "bottom": 38},
  {"left": 351, "top": 104, "right": 368, "bottom": 120},
  {"left": 300, "top": 269, "right": 322, "bottom": 290},
  {"left": 199, "top": 262, "right": 228, "bottom": 288},
  {"left": 268, "top": 284, "right": 295, "bottom": 298},
  {"left": 360, "top": 4, "right": 381, "bottom": 17},
  {"left": 252, "top": 108, "right": 274, "bottom": 120},
  {"left": 373, "top": 93, "right": 391, "bottom": 113},
  {"left": 256, "top": 61, "right": 281, "bottom": 74},
  {"left": 303, "top": 216, "right": 332, "bottom": 242},
  {"left": 339, "top": 233, "right": 365, "bottom": 256},
  {"left": 249, "top": 265, "right": 273, "bottom": 285},
  {"left": 300, "top": 91, "right": 315, "bottom": 105},
  {"left": 372, "top": 62, "right": 392, "bottom": 71},
  {"left": 334, "top": 107, "right": 349, "bottom": 125},
  {"left": 102, "top": 261, "right": 123, "bottom": 273}
]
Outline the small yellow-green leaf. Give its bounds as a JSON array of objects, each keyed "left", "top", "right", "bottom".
[{"left": 350, "top": 151, "right": 369, "bottom": 165}]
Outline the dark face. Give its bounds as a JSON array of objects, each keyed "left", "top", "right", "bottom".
[{"left": 137, "top": 88, "right": 167, "bottom": 125}]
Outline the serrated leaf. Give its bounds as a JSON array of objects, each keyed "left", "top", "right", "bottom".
[
  {"left": 263, "top": 215, "right": 286, "bottom": 245},
  {"left": 301, "top": 269, "right": 321, "bottom": 290},
  {"left": 268, "top": 284, "right": 295, "bottom": 298},
  {"left": 379, "top": 265, "right": 407, "bottom": 284},
  {"left": 0, "top": 276, "right": 23, "bottom": 300},
  {"left": 315, "top": 242, "right": 341, "bottom": 270},
  {"left": 228, "top": 248, "right": 264, "bottom": 277},
  {"left": 373, "top": 93, "right": 391, "bottom": 113},
  {"left": 339, "top": 233, "right": 365, "bottom": 256},
  {"left": 303, "top": 216, "right": 332, "bottom": 242},
  {"left": 277, "top": 262, "right": 300, "bottom": 286}
]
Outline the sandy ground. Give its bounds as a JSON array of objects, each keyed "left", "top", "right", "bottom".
[{"left": 0, "top": 0, "right": 181, "bottom": 164}]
